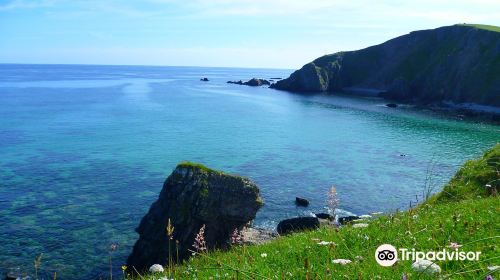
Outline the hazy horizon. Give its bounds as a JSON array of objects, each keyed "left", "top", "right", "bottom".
[{"left": 1, "top": 0, "right": 499, "bottom": 69}]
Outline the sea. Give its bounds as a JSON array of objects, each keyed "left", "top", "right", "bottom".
[{"left": 0, "top": 64, "right": 498, "bottom": 279}]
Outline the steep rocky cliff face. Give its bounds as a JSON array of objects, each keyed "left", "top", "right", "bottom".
[
  {"left": 272, "top": 24, "right": 500, "bottom": 107},
  {"left": 127, "top": 162, "right": 263, "bottom": 272}
]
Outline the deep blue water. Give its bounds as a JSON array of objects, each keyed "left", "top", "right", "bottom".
[{"left": 0, "top": 64, "right": 498, "bottom": 279}]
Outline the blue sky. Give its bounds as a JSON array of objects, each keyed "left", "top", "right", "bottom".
[{"left": 0, "top": 0, "right": 499, "bottom": 68}]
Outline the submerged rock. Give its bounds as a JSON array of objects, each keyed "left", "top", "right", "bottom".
[
  {"left": 277, "top": 217, "right": 320, "bottom": 235},
  {"left": 127, "top": 162, "right": 263, "bottom": 272},
  {"left": 386, "top": 103, "right": 398, "bottom": 108},
  {"left": 200, "top": 78, "right": 209, "bottom": 82},
  {"left": 295, "top": 197, "right": 309, "bottom": 207}
]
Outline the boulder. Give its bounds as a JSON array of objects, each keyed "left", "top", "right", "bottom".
[
  {"left": 127, "top": 162, "right": 263, "bottom": 272},
  {"left": 227, "top": 80, "right": 244, "bottom": 85},
  {"left": 295, "top": 197, "right": 309, "bottom": 207},
  {"left": 277, "top": 217, "right": 320, "bottom": 235},
  {"left": 315, "top": 213, "right": 334, "bottom": 220},
  {"left": 338, "top": 216, "right": 360, "bottom": 225}
]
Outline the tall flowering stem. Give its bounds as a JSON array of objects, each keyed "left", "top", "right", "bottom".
[
  {"left": 166, "top": 218, "right": 175, "bottom": 275},
  {"left": 230, "top": 228, "right": 244, "bottom": 246},
  {"left": 327, "top": 186, "right": 340, "bottom": 218},
  {"left": 193, "top": 224, "right": 207, "bottom": 253}
]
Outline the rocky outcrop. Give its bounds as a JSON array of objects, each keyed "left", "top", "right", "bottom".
[
  {"left": 277, "top": 217, "right": 320, "bottom": 235},
  {"left": 295, "top": 197, "right": 309, "bottom": 207},
  {"left": 127, "top": 162, "right": 263, "bottom": 272},
  {"left": 271, "top": 24, "right": 500, "bottom": 107},
  {"left": 228, "top": 78, "right": 271, "bottom": 86}
]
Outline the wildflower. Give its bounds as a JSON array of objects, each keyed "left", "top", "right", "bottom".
[
  {"left": 355, "top": 256, "right": 364, "bottom": 261},
  {"left": 230, "top": 228, "right": 243, "bottom": 245},
  {"left": 149, "top": 264, "right": 164, "bottom": 273},
  {"left": 260, "top": 253, "right": 267, "bottom": 258},
  {"left": 317, "top": 241, "right": 335, "bottom": 246},
  {"left": 121, "top": 265, "right": 127, "bottom": 272},
  {"left": 485, "top": 275, "right": 494, "bottom": 280},
  {"left": 411, "top": 260, "right": 441, "bottom": 274},
  {"left": 327, "top": 186, "right": 340, "bottom": 217},
  {"left": 412, "top": 215, "right": 418, "bottom": 219},
  {"left": 401, "top": 273, "right": 407, "bottom": 280},
  {"left": 166, "top": 218, "right": 175, "bottom": 240},
  {"left": 352, "top": 223, "right": 369, "bottom": 228},
  {"left": 448, "top": 242, "right": 462, "bottom": 250},
  {"left": 332, "top": 259, "right": 351, "bottom": 265},
  {"left": 487, "top": 266, "right": 499, "bottom": 271},
  {"left": 193, "top": 224, "right": 207, "bottom": 253}
]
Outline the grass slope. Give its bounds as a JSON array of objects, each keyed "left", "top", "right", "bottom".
[
  {"left": 458, "top": 24, "right": 500, "bottom": 33},
  {"left": 138, "top": 145, "right": 500, "bottom": 279}
]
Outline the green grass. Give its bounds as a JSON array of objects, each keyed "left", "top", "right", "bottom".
[
  {"left": 176, "top": 161, "right": 223, "bottom": 174},
  {"left": 138, "top": 145, "right": 500, "bottom": 279},
  {"left": 458, "top": 24, "right": 500, "bottom": 33}
]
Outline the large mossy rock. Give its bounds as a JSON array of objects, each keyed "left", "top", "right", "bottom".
[{"left": 127, "top": 162, "right": 263, "bottom": 272}]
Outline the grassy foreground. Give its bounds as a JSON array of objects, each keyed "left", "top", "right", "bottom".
[{"left": 138, "top": 144, "right": 499, "bottom": 279}]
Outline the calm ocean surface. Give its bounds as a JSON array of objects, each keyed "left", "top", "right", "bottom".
[{"left": 0, "top": 64, "right": 498, "bottom": 279}]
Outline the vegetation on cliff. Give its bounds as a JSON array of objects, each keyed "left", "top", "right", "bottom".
[
  {"left": 272, "top": 24, "right": 500, "bottom": 107},
  {"left": 134, "top": 144, "right": 499, "bottom": 279}
]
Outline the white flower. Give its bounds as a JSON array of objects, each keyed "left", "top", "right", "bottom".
[
  {"left": 317, "top": 241, "right": 335, "bottom": 246},
  {"left": 448, "top": 242, "right": 462, "bottom": 250},
  {"left": 352, "top": 223, "right": 369, "bottom": 228},
  {"left": 487, "top": 265, "right": 499, "bottom": 272},
  {"left": 260, "top": 253, "right": 267, "bottom": 258},
  {"left": 412, "top": 215, "right": 418, "bottom": 219},
  {"left": 359, "top": 214, "right": 372, "bottom": 219},
  {"left": 149, "top": 264, "right": 164, "bottom": 273},
  {"left": 332, "top": 259, "right": 352, "bottom": 265},
  {"left": 411, "top": 260, "right": 441, "bottom": 274}
]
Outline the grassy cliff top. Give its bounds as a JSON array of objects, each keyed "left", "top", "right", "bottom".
[
  {"left": 140, "top": 145, "right": 499, "bottom": 279},
  {"left": 457, "top": 23, "right": 500, "bottom": 32},
  {"left": 176, "top": 161, "right": 223, "bottom": 174}
]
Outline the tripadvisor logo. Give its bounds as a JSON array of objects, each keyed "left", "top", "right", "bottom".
[{"left": 375, "top": 244, "right": 481, "bottom": 266}]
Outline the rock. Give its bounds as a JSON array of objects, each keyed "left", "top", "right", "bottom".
[
  {"left": 227, "top": 78, "right": 270, "bottom": 86},
  {"left": 386, "top": 103, "right": 398, "bottom": 108},
  {"left": 241, "top": 227, "right": 277, "bottom": 245},
  {"left": 338, "top": 216, "right": 360, "bottom": 225},
  {"left": 244, "top": 78, "right": 270, "bottom": 86},
  {"left": 200, "top": 78, "right": 209, "bottom": 82},
  {"left": 270, "top": 77, "right": 282, "bottom": 80},
  {"left": 277, "top": 217, "right": 320, "bottom": 235},
  {"left": 315, "top": 213, "right": 334, "bottom": 220},
  {"left": 127, "top": 162, "right": 263, "bottom": 273},
  {"left": 295, "top": 197, "right": 309, "bottom": 207},
  {"left": 227, "top": 80, "right": 244, "bottom": 85}
]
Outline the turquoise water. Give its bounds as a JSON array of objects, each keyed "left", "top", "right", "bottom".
[{"left": 0, "top": 64, "right": 498, "bottom": 279}]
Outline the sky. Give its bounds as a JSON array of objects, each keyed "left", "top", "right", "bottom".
[{"left": 0, "top": 0, "right": 499, "bottom": 69}]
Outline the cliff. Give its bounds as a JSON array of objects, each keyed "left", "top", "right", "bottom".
[{"left": 271, "top": 24, "right": 500, "bottom": 107}]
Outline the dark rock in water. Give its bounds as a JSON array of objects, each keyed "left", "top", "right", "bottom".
[
  {"left": 315, "top": 213, "right": 334, "bottom": 220},
  {"left": 277, "top": 217, "right": 320, "bottom": 235},
  {"left": 228, "top": 78, "right": 270, "bottom": 86},
  {"left": 200, "top": 78, "right": 209, "bottom": 82},
  {"left": 295, "top": 197, "right": 309, "bottom": 207},
  {"left": 338, "top": 216, "right": 360, "bottom": 225},
  {"left": 270, "top": 77, "right": 282, "bottom": 80},
  {"left": 386, "top": 103, "right": 398, "bottom": 108},
  {"left": 127, "top": 162, "right": 263, "bottom": 273},
  {"left": 227, "top": 80, "right": 244, "bottom": 85}
]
